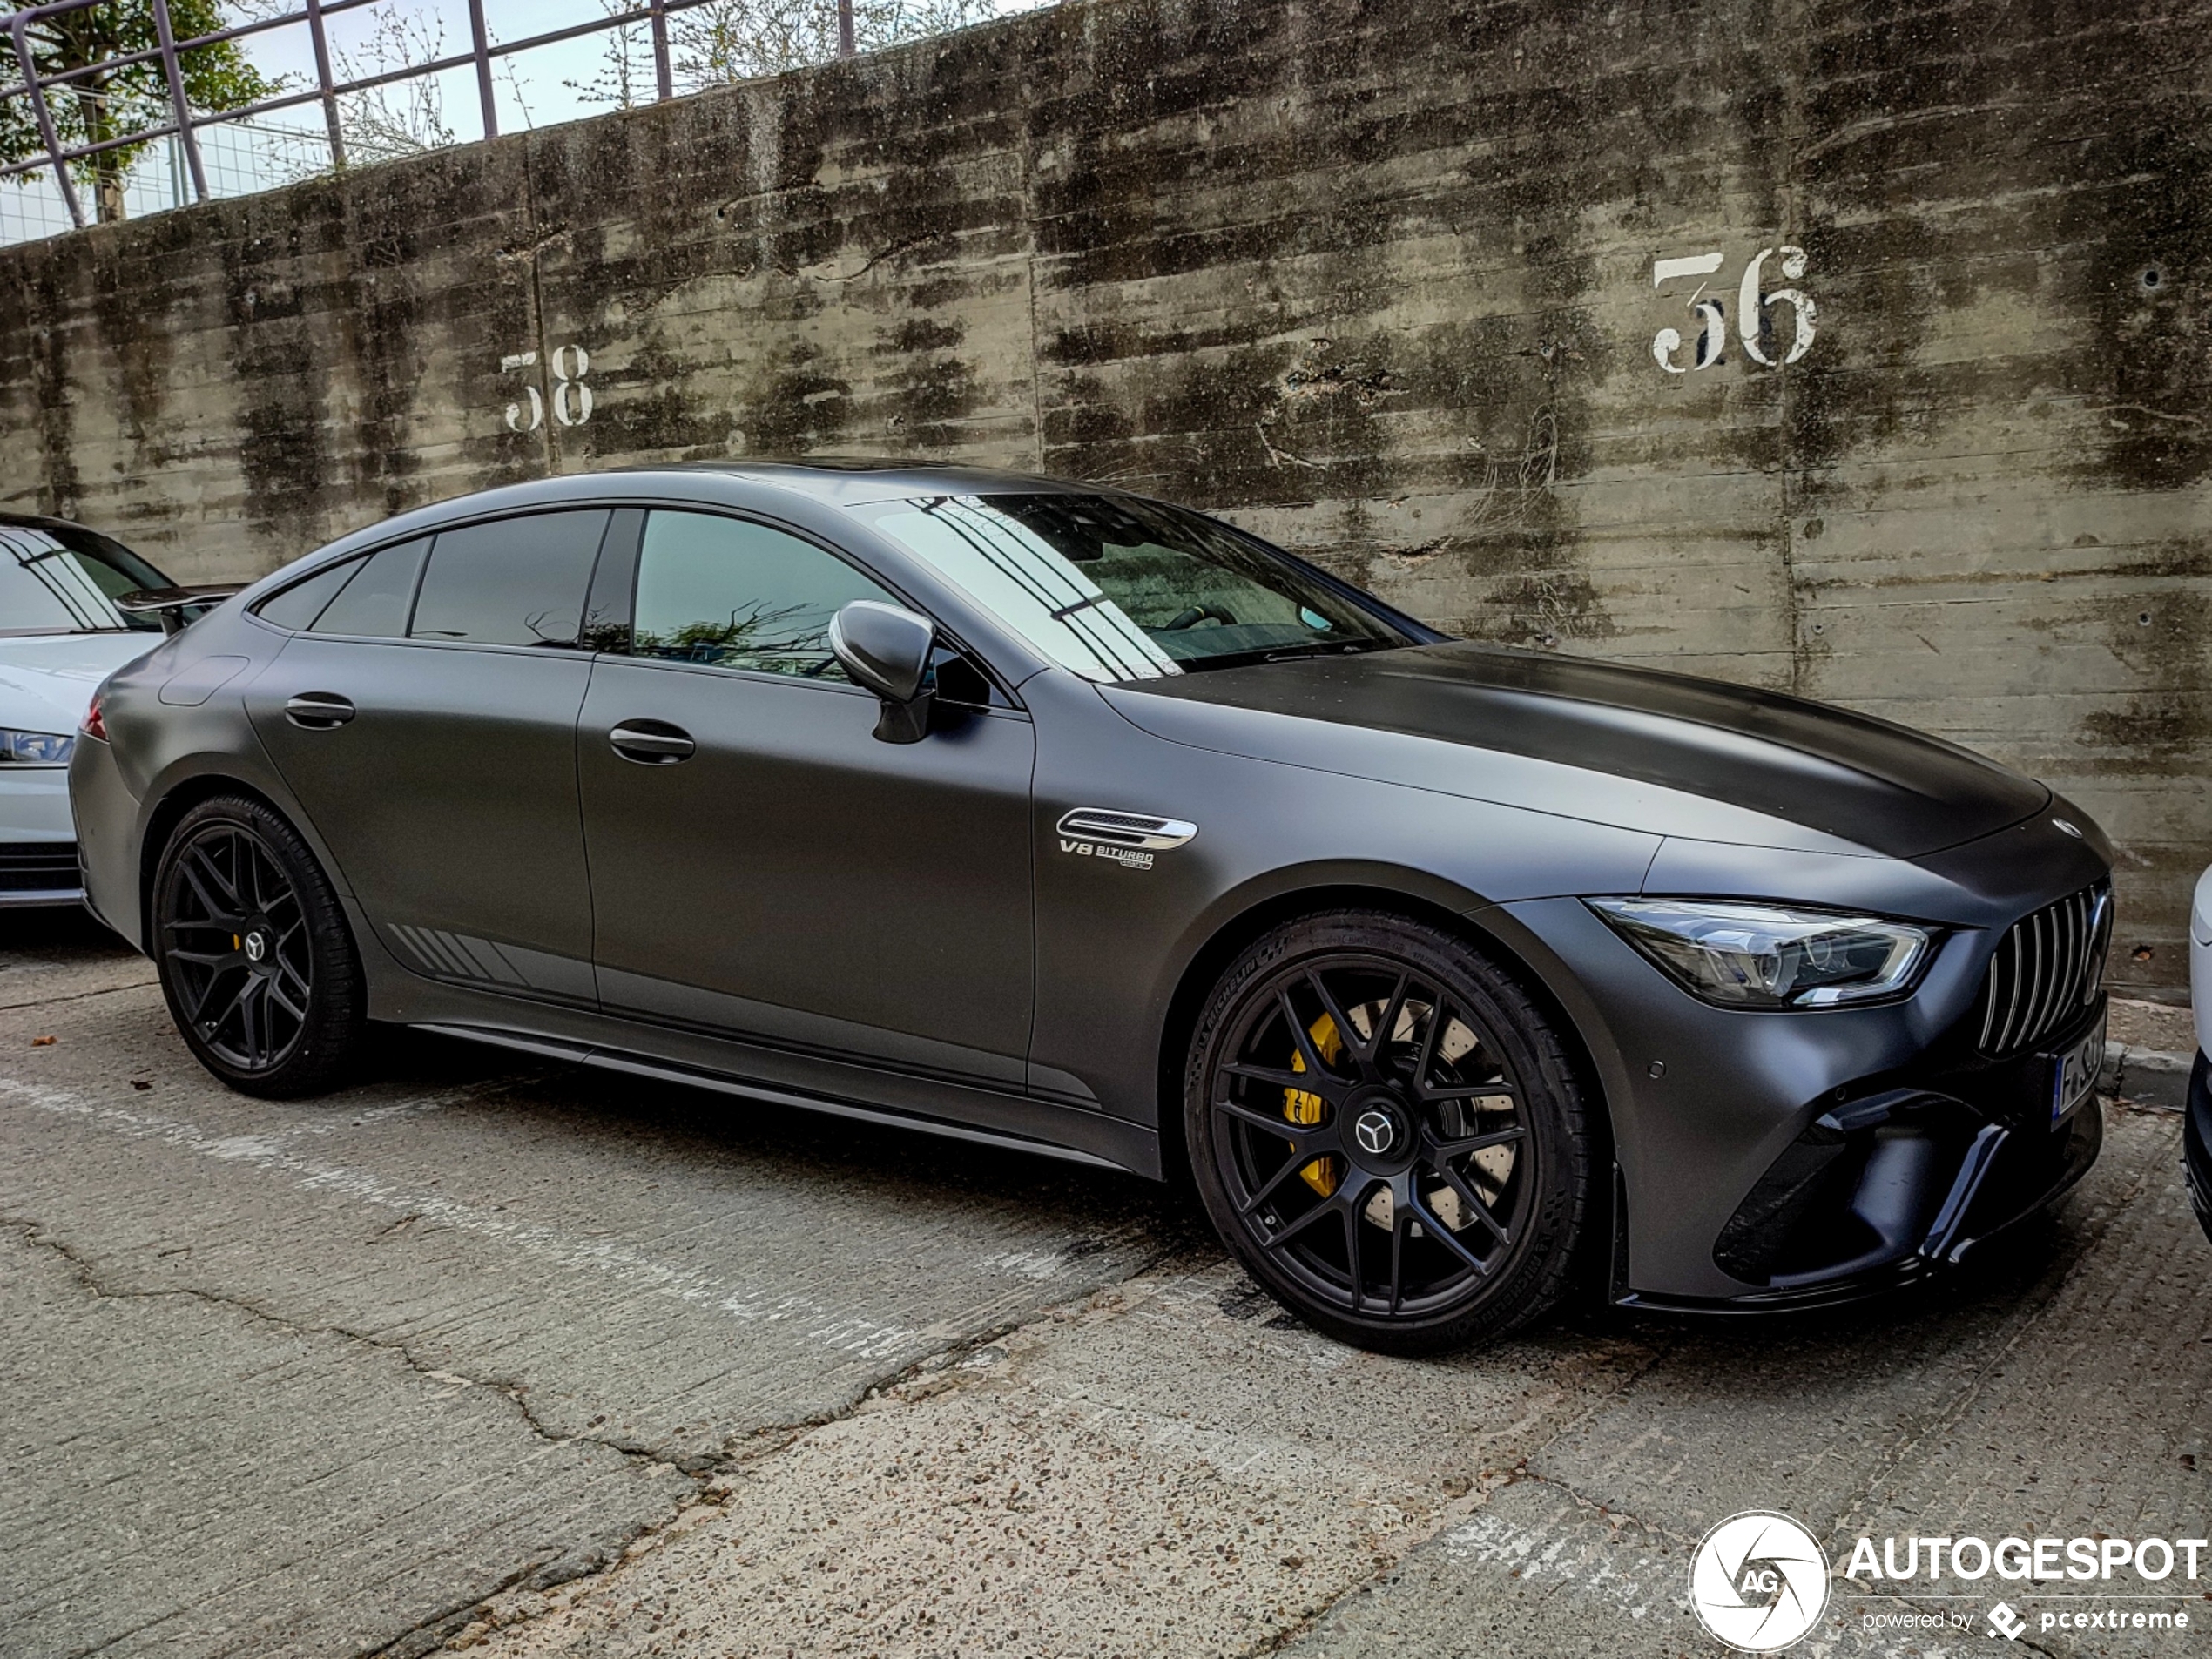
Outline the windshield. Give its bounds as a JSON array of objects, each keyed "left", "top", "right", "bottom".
[
  {"left": 0, "top": 524, "right": 172, "bottom": 635},
  {"left": 858, "top": 493, "right": 1415, "bottom": 680}
]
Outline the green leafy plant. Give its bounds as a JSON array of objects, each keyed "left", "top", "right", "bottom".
[{"left": 1, "top": 3, "right": 278, "bottom": 223}]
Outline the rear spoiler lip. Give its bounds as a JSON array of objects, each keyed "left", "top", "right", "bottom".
[{"left": 113, "top": 584, "right": 246, "bottom": 635}]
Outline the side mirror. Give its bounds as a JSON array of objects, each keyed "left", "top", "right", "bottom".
[{"left": 830, "top": 600, "right": 938, "bottom": 744}]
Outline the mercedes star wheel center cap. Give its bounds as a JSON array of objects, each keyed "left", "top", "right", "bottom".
[
  {"left": 244, "top": 931, "right": 266, "bottom": 964},
  {"left": 1354, "top": 1109, "right": 1396, "bottom": 1157}
]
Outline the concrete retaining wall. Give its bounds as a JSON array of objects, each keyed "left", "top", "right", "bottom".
[{"left": 1, "top": 0, "right": 2205, "bottom": 987}]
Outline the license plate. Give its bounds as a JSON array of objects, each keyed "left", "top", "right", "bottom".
[{"left": 2047, "top": 1012, "right": 2107, "bottom": 1127}]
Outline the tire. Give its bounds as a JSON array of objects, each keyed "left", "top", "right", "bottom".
[
  {"left": 151, "top": 793, "right": 366, "bottom": 1098},
  {"left": 1184, "top": 909, "right": 1592, "bottom": 1353}
]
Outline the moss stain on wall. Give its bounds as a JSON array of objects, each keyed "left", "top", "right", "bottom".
[{"left": 0, "top": 0, "right": 2204, "bottom": 986}]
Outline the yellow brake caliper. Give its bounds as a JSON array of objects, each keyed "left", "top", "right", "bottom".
[{"left": 1285, "top": 1012, "right": 1343, "bottom": 1197}]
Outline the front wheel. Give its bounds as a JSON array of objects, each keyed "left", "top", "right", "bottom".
[
  {"left": 152, "top": 794, "right": 366, "bottom": 1098},
  {"left": 1184, "top": 910, "right": 1593, "bottom": 1353}
]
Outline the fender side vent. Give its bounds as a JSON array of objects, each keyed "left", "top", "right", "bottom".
[{"left": 1055, "top": 809, "right": 1197, "bottom": 851}]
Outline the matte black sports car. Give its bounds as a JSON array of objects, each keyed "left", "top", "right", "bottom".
[{"left": 71, "top": 464, "right": 2114, "bottom": 1351}]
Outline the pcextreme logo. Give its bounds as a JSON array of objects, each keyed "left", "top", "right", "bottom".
[{"left": 1689, "top": 1512, "right": 1831, "bottom": 1652}]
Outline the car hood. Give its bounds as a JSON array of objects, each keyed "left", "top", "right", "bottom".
[
  {"left": 1102, "top": 642, "right": 2048, "bottom": 860},
  {"left": 0, "top": 631, "right": 160, "bottom": 734}
]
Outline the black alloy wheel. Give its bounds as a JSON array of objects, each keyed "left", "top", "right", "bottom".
[
  {"left": 1186, "top": 911, "right": 1592, "bottom": 1353},
  {"left": 152, "top": 795, "right": 365, "bottom": 1097}
]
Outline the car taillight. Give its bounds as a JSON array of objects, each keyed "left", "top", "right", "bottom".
[{"left": 82, "top": 692, "right": 108, "bottom": 742}]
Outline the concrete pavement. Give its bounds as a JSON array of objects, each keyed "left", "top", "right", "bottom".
[{"left": 3, "top": 910, "right": 2206, "bottom": 1657}]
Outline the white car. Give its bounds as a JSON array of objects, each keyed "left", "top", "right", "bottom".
[
  {"left": 0, "top": 514, "right": 189, "bottom": 907},
  {"left": 2188, "top": 863, "right": 2211, "bottom": 1235}
]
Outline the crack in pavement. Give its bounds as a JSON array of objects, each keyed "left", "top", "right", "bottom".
[
  {"left": 1224, "top": 1329, "right": 1690, "bottom": 1657},
  {"left": 3, "top": 1214, "right": 692, "bottom": 1473},
  {"left": 9, "top": 1203, "right": 1188, "bottom": 1659},
  {"left": 0, "top": 975, "right": 158, "bottom": 1014},
  {"left": 0, "top": 1074, "right": 977, "bottom": 1365},
  {"left": 469, "top": 1263, "right": 1681, "bottom": 1659},
  {"left": 3, "top": 1058, "right": 1193, "bottom": 1658},
  {"left": 27, "top": 981, "right": 2169, "bottom": 1658},
  {"left": 360, "top": 1244, "right": 1195, "bottom": 1659}
]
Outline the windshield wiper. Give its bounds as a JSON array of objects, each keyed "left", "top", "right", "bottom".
[
  {"left": 1167, "top": 639, "right": 1398, "bottom": 673},
  {"left": 1260, "top": 640, "right": 1395, "bottom": 663}
]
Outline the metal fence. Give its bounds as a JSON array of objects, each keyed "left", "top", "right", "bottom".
[
  {"left": 1, "top": 0, "right": 860, "bottom": 238},
  {"left": 1, "top": 118, "right": 339, "bottom": 242}
]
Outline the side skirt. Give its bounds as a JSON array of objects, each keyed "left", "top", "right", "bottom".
[{"left": 411, "top": 1017, "right": 1157, "bottom": 1178}]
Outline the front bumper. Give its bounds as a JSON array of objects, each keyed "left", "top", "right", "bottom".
[
  {"left": 1616, "top": 1082, "right": 2104, "bottom": 1312},
  {"left": 1501, "top": 856, "right": 2112, "bottom": 1306},
  {"left": 0, "top": 766, "right": 84, "bottom": 907},
  {"left": 0, "top": 845, "right": 85, "bottom": 907}
]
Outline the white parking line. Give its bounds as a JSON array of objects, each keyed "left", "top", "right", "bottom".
[{"left": 0, "top": 1076, "right": 929, "bottom": 1363}]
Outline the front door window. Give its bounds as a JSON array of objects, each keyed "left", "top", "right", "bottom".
[{"left": 625, "top": 510, "right": 896, "bottom": 678}]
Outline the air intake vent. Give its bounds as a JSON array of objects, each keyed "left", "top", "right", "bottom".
[
  {"left": 0, "top": 841, "right": 81, "bottom": 892},
  {"left": 1055, "top": 809, "right": 1197, "bottom": 851},
  {"left": 1976, "top": 882, "right": 2111, "bottom": 1058}
]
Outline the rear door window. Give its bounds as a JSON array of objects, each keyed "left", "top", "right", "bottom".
[{"left": 409, "top": 511, "right": 610, "bottom": 648}]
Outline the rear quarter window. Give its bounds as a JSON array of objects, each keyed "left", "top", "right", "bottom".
[
  {"left": 254, "top": 556, "right": 365, "bottom": 631},
  {"left": 311, "top": 537, "right": 431, "bottom": 638}
]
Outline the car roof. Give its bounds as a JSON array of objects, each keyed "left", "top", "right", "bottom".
[
  {"left": 289, "top": 459, "right": 1124, "bottom": 568},
  {"left": 0, "top": 510, "right": 161, "bottom": 568},
  {"left": 638, "top": 458, "right": 1103, "bottom": 506},
  {"left": 0, "top": 510, "right": 98, "bottom": 535}
]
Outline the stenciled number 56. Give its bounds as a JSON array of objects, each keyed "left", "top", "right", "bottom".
[{"left": 1651, "top": 246, "right": 1817, "bottom": 374}]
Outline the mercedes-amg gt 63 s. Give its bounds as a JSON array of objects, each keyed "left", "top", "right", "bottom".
[{"left": 71, "top": 464, "right": 2115, "bottom": 1351}]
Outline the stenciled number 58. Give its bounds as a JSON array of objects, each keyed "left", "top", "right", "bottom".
[
  {"left": 1651, "top": 246, "right": 1817, "bottom": 374},
  {"left": 501, "top": 345, "right": 595, "bottom": 432}
]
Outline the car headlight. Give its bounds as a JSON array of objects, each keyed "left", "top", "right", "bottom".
[
  {"left": 0, "top": 728, "right": 77, "bottom": 765},
  {"left": 1587, "top": 897, "right": 1933, "bottom": 1008}
]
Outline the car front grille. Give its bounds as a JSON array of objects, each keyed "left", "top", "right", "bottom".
[{"left": 1976, "top": 881, "right": 2111, "bottom": 1058}]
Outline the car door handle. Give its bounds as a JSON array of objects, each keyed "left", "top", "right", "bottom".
[
  {"left": 284, "top": 692, "right": 355, "bottom": 729},
  {"left": 608, "top": 720, "right": 696, "bottom": 764}
]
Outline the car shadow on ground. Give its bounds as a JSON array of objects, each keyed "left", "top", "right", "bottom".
[
  {"left": 0, "top": 908, "right": 2154, "bottom": 1398},
  {"left": 368, "top": 1020, "right": 1207, "bottom": 1244},
  {"left": 380, "top": 1021, "right": 2136, "bottom": 1406},
  {"left": 0, "top": 903, "right": 135, "bottom": 954}
]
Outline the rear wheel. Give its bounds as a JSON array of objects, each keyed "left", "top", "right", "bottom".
[
  {"left": 152, "top": 795, "right": 365, "bottom": 1097},
  {"left": 1184, "top": 910, "right": 1592, "bottom": 1353}
]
